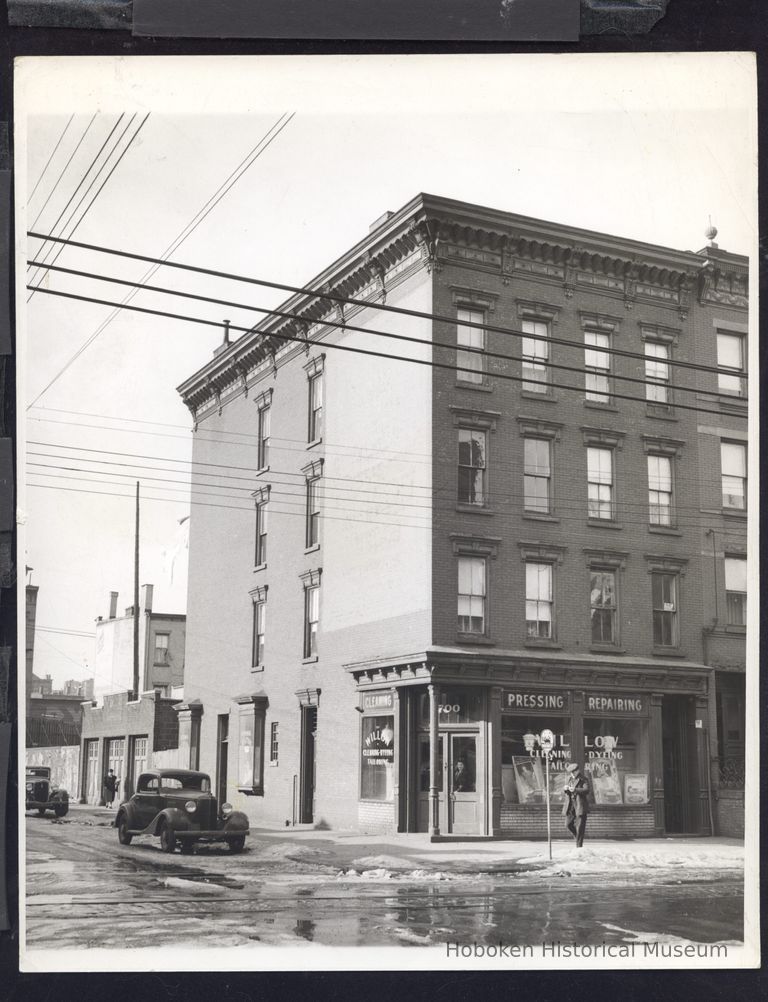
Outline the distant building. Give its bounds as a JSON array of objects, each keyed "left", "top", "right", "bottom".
[{"left": 62, "top": 678, "right": 95, "bottom": 700}]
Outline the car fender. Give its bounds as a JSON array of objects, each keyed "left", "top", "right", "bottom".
[
  {"left": 50, "top": 789, "right": 69, "bottom": 803},
  {"left": 152, "top": 807, "right": 192, "bottom": 836},
  {"left": 222, "top": 811, "right": 249, "bottom": 834}
]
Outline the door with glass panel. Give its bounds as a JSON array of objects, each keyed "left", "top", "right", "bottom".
[{"left": 448, "top": 733, "right": 479, "bottom": 835}]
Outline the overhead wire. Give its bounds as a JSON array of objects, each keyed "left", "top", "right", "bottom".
[
  {"left": 26, "top": 112, "right": 295, "bottom": 410},
  {"left": 25, "top": 228, "right": 748, "bottom": 382},
  {"left": 27, "top": 113, "right": 75, "bottom": 206}
]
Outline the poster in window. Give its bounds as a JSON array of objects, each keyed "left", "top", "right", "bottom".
[
  {"left": 548, "top": 768, "right": 568, "bottom": 804},
  {"left": 587, "top": 758, "right": 623, "bottom": 804},
  {"left": 624, "top": 773, "right": 649, "bottom": 805},
  {"left": 512, "top": 756, "right": 545, "bottom": 804},
  {"left": 360, "top": 715, "right": 394, "bottom": 801}
]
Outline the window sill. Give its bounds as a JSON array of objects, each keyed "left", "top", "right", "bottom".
[
  {"left": 255, "top": 465, "right": 270, "bottom": 477},
  {"left": 456, "top": 634, "right": 495, "bottom": 646},
  {"left": 307, "top": 437, "right": 323, "bottom": 450},
  {"left": 651, "top": 648, "right": 687, "bottom": 659},
  {"left": 584, "top": 400, "right": 619, "bottom": 413},
  {"left": 455, "top": 380, "right": 493, "bottom": 393},
  {"left": 250, "top": 664, "right": 265, "bottom": 674},
  {"left": 723, "top": 624, "right": 746, "bottom": 635},
  {"left": 268, "top": 761, "right": 279, "bottom": 768},
  {"left": 522, "top": 511, "right": 560, "bottom": 523},
  {"left": 721, "top": 508, "right": 747, "bottom": 520},
  {"left": 524, "top": 640, "right": 562, "bottom": 650},
  {"left": 521, "top": 390, "right": 555, "bottom": 403},
  {"left": 710, "top": 395, "right": 748, "bottom": 415},
  {"left": 304, "top": 543, "right": 321, "bottom": 555},
  {"left": 590, "top": 645, "right": 626, "bottom": 655},
  {"left": 647, "top": 525, "right": 682, "bottom": 537},
  {"left": 455, "top": 503, "right": 495, "bottom": 516},
  {"left": 646, "top": 406, "right": 677, "bottom": 422},
  {"left": 302, "top": 655, "right": 319, "bottom": 665},
  {"left": 238, "top": 787, "right": 263, "bottom": 797},
  {"left": 586, "top": 518, "right": 623, "bottom": 530},
  {"left": 253, "top": 563, "right": 267, "bottom": 573}
]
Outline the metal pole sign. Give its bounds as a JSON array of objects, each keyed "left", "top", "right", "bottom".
[{"left": 540, "top": 728, "right": 555, "bottom": 860}]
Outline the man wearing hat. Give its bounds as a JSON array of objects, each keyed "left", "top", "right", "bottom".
[{"left": 562, "top": 762, "right": 589, "bottom": 847}]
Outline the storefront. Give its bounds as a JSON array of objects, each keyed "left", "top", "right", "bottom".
[{"left": 350, "top": 660, "right": 712, "bottom": 839}]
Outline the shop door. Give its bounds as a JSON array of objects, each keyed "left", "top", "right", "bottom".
[
  {"left": 105, "top": 738, "right": 125, "bottom": 801},
  {"left": 299, "top": 707, "right": 317, "bottom": 824},
  {"left": 662, "top": 697, "right": 690, "bottom": 833},
  {"left": 127, "top": 735, "right": 148, "bottom": 800},
  {"left": 449, "top": 734, "right": 479, "bottom": 835},
  {"left": 84, "top": 739, "right": 99, "bottom": 804}
]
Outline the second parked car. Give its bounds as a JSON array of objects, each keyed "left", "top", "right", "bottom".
[{"left": 115, "top": 768, "right": 249, "bottom": 854}]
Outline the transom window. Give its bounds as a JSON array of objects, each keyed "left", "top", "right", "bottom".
[
  {"left": 645, "top": 341, "right": 670, "bottom": 404},
  {"left": 717, "top": 332, "right": 746, "bottom": 397},
  {"left": 651, "top": 572, "right": 678, "bottom": 647},
  {"left": 720, "top": 441, "right": 747, "bottom": 510},
  {"left": 521, "top": 319, "right": 549, "bottom": 393},
  {"left": 525, "top": 562, "right": 553, "bottom": 639},
  {"left": 458, "top": 428, "right": 487, "bottom": 505},
  {"left": 590, "top": 570, "right": 617, "bottom": 645},
  {"left": 724, "top": 557, "right": 747, "bottom": 626},
  {"left": 456, "top": 307, "right": 486, "bottom": 384},
  {"left": 458, "top": 556, "right": 486, "bottom": 634},
  {"left": 587, "top": 447, "right": 613, "bottom": 520},
  {"left": 584, "top": 331, "right": 611, "bottom": 403},
  {"left": 647, "top": 454, "right": 673, "bottom": 526},
  {"left": 523, "top": 438, "right": 551, "bottom": 513}
]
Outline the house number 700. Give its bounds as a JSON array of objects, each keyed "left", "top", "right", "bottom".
[{"left": 438, "top": 704, "right": 461, "bottom": 714}]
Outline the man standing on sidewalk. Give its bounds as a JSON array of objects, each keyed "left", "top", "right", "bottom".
[
  {"left": 563, "top": 762, "right": 589, "bottom": 847},
  {"left": 103, "top": 768, "right": 118, "bottom": 809}
]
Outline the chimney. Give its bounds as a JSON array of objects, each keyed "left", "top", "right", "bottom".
[
  {"left": 142, "top": 583, "right": 154, "bottom": 614},
  {"left": 369, "top": 210, "right": 393, "bottom": 234},
  {"left": 109, "top": 591, "right": 118, "bottom": 619}
]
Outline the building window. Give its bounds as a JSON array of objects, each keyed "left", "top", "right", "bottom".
[
  {"left": 525, "top": 562, "right": 553, "bottom": 639},
  {"left": 458, "top": 428, "right": 487, "bottom": 506},
  {"left": 587, "top": 447, "right": 613, "bottom": 520},
  {"left": 721, "top": 441, "right": 747, "bottom": 510},
  {"left": 647, "top": 454, "right": 673, "bottom": 526},
  {"left": 306, "top": 476, "right": 321, "bottom": 547},
  {"left": 725, "top": 557, "right": 747, "bottom": 626},
  {"left": 304, "top": 582, "right": 320, "bottom": 658},
  {"left": 590, "top": 570, "right": 617, "bottom": 644},
  {"left": 456, "top": 307, "right": 486, "bottom": 384},
  {"left": 717, "top": 332, "right": 746, "bottom": 397},
  {"left": 645, "top": 341, "right": 670, "bottom": 404},
  {"left": 153, "top": 633, "right": 169, "bottom": 665},
  {"left": 308, "top": 371, "right": 324, "bottom": 441},
  {"left": 269, "top": 722, "right": 279, "bottom": 765},
  {"left": 252, "top": 597, "right": 266, "bottom": 668},
  {"left": 521, "top": 319, "right": 549, "bottom": 393},
  {"left": 584, "top": 330, "right": 611, "bottom": 403},
  {"left": 584, "top": 716, "right": 650, "bottom": 806},
  {"left": 651, "top": 572, "right": 678, "bottom": 647},
  {"left": 255, "top": 499, "right": 268, "bottom": 566},
  {"left": 523, "top": 438, "right": 551, "bottom": 513},
  {"left": 257, "top": 401, "right": 271, "bottom": 469},
  {"left": 360, "top": 715, "right": 395, "bottom": 801},
  {"left": 458, "top": 556, "right": 486, "bottom": 635},
  {"left": 236, "top": 694, "right": 267, "bottom": 794}
]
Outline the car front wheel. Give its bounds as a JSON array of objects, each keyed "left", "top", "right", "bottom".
[
  {"left": 228, "top": 836, "right": 246, "bottom": 854},
  {"left": 159, "top": 822, "right": 177, "bottom": 854},
  {"left": 117, "top": 815, "right": 133, "bottom": 845}
]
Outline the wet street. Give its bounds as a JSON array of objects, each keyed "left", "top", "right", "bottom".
[{"left": 25, "top": 811, "right": 744, "bottom": 951}]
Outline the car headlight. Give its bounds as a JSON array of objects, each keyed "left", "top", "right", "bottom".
[
  {"left": 221, "top": 802, "right": 233, "bottom": 816},
  {"left": 26, "top": 784, "right": 33, "bottom": 792},
  {"left": 184, "top": 801, "right": 196, "bottom": 813}
]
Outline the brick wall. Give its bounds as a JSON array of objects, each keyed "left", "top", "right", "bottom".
[
  {"left": 715, "top": 789, "right": 744, "bottom": 838},
  {"left": 358, "top": 800, "right": 396, "bottom": 835},
  {"left": 501, "top": 806, "right": 655, "bottom": 838}
]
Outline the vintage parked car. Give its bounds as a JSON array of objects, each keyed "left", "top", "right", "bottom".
[
  {"left": 25, "top": 766, "right": 70, "bottom": 817},
  {"left": 115, "top": 768, "right": 249, "bottom": 854}
]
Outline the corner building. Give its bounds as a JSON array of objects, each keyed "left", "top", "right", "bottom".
[{"left": 178, "top": 195, "right": 748, "bottom": 839}]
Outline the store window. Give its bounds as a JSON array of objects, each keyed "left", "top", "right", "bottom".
[
  {"left": 360, "top": 715, "right": 395, "bottom": 801},
  {"left": 583, "top": 716, "right": 650, "bottom": 806},
  {"left": 501, "top": 715, "right": 572, "bottom": 804},
  {"left": 418, "top": 687, "right": 484, "bottom": 725}
]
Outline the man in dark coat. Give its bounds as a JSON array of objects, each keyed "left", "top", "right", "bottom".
[
  {"left": 562, "top": 762, "right": 589, "bottom": 847},
  {"left": 103, "top": 769, "right": 118, "bottom": 808}
]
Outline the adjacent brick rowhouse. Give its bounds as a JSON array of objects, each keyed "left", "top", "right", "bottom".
[{"left": 178, "top": 194, "right": 747, "bottom": 840}]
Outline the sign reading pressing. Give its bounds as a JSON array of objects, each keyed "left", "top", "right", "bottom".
[{"left": 502, "top": 690, "right": 570, "bottom": 712}]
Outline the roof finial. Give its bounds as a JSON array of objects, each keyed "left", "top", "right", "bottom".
[{"left": 705, "top": 216, "right": 718, "bottom": 248}]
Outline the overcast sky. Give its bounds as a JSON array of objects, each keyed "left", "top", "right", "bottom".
[{"left": 16, "top": 53, "right": 756, "bottom": 689}]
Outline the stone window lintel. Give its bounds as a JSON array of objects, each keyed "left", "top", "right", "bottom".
[
  {"left": 451, "top": 286, "right": 498, "bottom": 313},
  {"left": 516, "top": 415, "right": 563, "bottom": 441}
]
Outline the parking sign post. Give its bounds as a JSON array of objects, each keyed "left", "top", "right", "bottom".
[{"left": 540, "top": 728, "right": 555, "bottom": 860}]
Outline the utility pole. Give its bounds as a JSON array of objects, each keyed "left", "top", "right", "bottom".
[{"left": 133, "top": 481, "right": 140, "bottom": 700}]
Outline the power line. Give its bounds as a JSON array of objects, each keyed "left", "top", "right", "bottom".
[
  {"left": 28, "top": 114, "right": 149, "bottom": 302},
  {"left": 28, "top": 258, "right": 743, "bottom": 408},
  {"left": 28, "top": 114, "right": 75, "bottom": 205},
  {"left": 25, "top": 228, "right": 748, "bottom": 382},
  {"left": 24, "top": 285, "right": 746, "bottom": 421},
  {"left": 29, "top": 114, "right": 98, "bottom": 238},
  {"left": 26, "top": 112, "right": 295, "bottom": 410},
  {"left": 36, "top": 626, "right": 96, "bottom": 638}
]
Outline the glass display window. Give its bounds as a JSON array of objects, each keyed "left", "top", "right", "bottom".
[
  {"left": 418, "top": 687, "right": 483, "bottom": 726},
  {"left": 500, "top": 715, "right": 571, "bottom": 804},
  {"left": 583, "top": 716, "right": 650, "bottom": 806},
  {"left": 360, "top": 715, "right": 395, "bottom": 801}
]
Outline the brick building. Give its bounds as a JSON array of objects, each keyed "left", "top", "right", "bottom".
[{"left": 178, "top": 194, "right": 748, "bottom": 838}]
